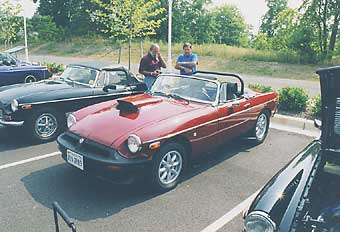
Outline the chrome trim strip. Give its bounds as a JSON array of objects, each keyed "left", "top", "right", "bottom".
[
  {"left": 18, "top": 91, "right": 133, "bottom": 106},
  {"left": 144, "top": 99, "right": 275, "bottom": 144},
  {"left": 0, "top": 119, "right": 24, "bottom": 126}
]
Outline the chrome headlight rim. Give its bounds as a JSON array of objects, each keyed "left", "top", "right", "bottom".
[
  {"left": 67, "top": 114, "right": 77, "bottom": 128},
  {"left": 127, "top": 134, "right": 142, "bottom": 154},
  {"left": 244, "top": 211, "right": 276, "bottom": 232},
  {"left": 11, "top": 99, "right": 19, "bottom": 112}
]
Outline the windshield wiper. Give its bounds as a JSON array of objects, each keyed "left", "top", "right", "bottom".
[
  {"left": 168, "top": 93, "right": 189, "bottom": 103},
  {"left": 152, "top": 91, "right": 168, "bottom": 97}
]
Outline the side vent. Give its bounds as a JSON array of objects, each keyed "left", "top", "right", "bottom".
[{"left": 335, "top": 98, "right": 340, "bottom": 135}]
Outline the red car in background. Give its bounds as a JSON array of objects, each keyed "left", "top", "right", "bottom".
[{"left": 57, "top": 71, "right": 279, "bottom": 191}]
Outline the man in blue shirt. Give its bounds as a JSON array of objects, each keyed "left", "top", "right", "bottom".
[{"left": 175, "top": 43, "right": 199, "bottom": 76}]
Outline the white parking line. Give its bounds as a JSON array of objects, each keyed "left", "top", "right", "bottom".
[
  {"left": 270, "top": 123, "right": 319, "bottom": 138},
  {"left": 0, "top": 151, "right": 61, "bottom": 171},
  {"left": 201, "top": 190, "right": 260, "bottom": 232}
]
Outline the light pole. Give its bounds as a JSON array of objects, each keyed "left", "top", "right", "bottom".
[
  {"left": 15, "top": 0, "right": 29, "bottom": 62},
  {"left": 167, "top": 0, "right": 173, "bottom": 72}
]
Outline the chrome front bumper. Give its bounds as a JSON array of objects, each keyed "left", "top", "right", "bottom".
[{"left": 0, "top": 118, "right": 24, "bottom": 127}]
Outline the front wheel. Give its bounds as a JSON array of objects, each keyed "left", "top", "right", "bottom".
[
  {"left": 27, "top": 108, "right": 65, "bottom": 142},
  {"left": 151, "top": 143, "right": 187, "bottom": 191},
  {"left": 252, "top": 112, "right": 270, "bottom": 144}
]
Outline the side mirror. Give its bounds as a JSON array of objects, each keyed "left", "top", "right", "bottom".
[
  {"left": 103, "top": 84, "right": 117, "bottom": 92},
  {"left": 131, "top": 82, "right": 147, "bottom": 92},
  {"left": 314, "top": 119, "right": 322, "bottom": 130}
]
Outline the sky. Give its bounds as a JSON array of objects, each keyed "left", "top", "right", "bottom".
[{"left": 10, "top": 0, "right": 303, "bottom": 33}]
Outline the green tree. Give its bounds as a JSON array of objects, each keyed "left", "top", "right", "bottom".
[
  {"left": 260, "top": 0, "right": 288, "bottom": 37},
  {"left": 38, "top": 0, "right": 100, "bottom": 35},
  {"left": 0, "top": 1, "right": 22, "bottom": 48},
  {"left": 210, "top": 5, "right": 248, "bottom": 46},
  {"left": 27, "top": 15, "right": 64, "bottom": 41},
  {"left": 91, "top": 0, "right": 166, "bottom": 69},
  {"left": 301, "top": 0, "right": 340, "bottom": 60}
]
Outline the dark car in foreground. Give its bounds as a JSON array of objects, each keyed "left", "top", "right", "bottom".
[
  {"left": 0, "top": 62, "right": 146, "bottom": 142},
  {"left": 243, "top": 66, "right": 340, "bottom": 232},
  {"left": 0, "top": 47, "right": 50, "bottom": 86},
  {"left": 57, "top": 71, "right": 279, "bottom": 191}
]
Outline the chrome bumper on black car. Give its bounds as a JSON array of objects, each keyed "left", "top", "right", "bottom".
[
  {"left": 0, "top": 109, "right": 24, "bottom": 127},
  {"left": 57, "top": 132, "right": 152, "bottom": 182}
]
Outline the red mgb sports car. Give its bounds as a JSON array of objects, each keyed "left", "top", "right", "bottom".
[{"left": 57, "top": 71, "right": 279, "bottom": 190}]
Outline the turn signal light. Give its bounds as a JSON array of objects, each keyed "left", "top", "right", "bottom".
[
  {"left": 22, "top": 105, "right": 32, "bottom": 110},
  {"left": 149, "top": 141, "right": 161, "bottom": 150}
]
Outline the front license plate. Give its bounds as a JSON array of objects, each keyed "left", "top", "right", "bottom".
[{"left": 67, "top": 150, "right": 84, "bottom": 170}]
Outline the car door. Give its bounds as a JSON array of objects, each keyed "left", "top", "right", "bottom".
[{"left": 216, "top": 83, "right": 252, "bottom": 144}]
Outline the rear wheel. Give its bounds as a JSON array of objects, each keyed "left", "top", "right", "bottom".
[
  {"left": 25, "top": 75, "right": 37, "bottom": 83},
  {"left": 251, "top": 112, "right": 270, "bottom": 144},
  {"left": 27, "top": 108, "right": 65, "bottom": 142},
  {"left": 151, "top": 143, "right": 187, "bottom": 191}
]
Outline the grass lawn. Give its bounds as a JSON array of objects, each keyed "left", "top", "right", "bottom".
[{"left": 28, "top": 37, "right": 321, "bottom": 81}]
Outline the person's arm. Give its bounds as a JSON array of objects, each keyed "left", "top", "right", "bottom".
[
  {"left": 177, "top": 54, "right": 199, "bottom": 67},
  {"left": 175, "top": 63, "right": 192, "bottom": 73},
  {"left": 158, "top": 54, "right": 167, "bottom": 68}
]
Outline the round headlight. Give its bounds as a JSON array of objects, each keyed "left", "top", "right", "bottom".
[
  {"left": 127, "top": 134, "right": 142, "bottom": 153},
  {"left": 244, "top": 211, "right": 276, "bottom": 232},
  {"left": 11, "top": 99, "right": 19, "bottom": 112},
  {"left": 67, "top": 114, "right": 77, "bottom": 128}
]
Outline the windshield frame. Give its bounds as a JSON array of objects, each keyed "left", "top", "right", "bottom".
[
  {"left": 61, "top": 65, "right": 99, "bottom": 88},
  {"left": 151, "top": 74, "right": 220, "bottom": 106}
]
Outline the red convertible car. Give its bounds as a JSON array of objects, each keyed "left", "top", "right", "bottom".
[{"left": 57, "top": 71, "right": 279, "bottom": 190}]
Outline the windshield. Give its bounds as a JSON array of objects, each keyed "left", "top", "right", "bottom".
[
  {"left": 60, "top": 66, "right": 98, "bottom": 86},
  {"left": 0, "top": 53, "right": 18, "bottom": 65},
  {"left": 151, "top": 75, "right": 218, "bottom": 104}
]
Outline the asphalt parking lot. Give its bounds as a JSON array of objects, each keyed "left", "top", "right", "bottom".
[{"left": 0, "top": 127, "right": 312, "bottom": 232}]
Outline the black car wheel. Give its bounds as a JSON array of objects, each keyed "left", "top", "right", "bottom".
[
  {"left": 25, "top": 75, "right": 37, "bottom": 83},
  {"left": 27, "top": 108, "right": 65, "bottom": 142},
  {"left": 151, "top": 143, "right": 187, "bottom": 191},
  {"left": 252, "top": 111, "right": 270, "bottom": 144}
]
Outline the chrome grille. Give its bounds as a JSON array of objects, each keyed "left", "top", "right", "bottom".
[
  {"left": 335, "top": 98, "right": 340, "bottom": 135},
  {"left": 0, "top": 109, "right": 3, "bottom": 119}
]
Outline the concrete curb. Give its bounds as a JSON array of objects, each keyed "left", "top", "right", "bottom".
[{"left": 271, "top": 114, "right": 320, "bottom": 137}]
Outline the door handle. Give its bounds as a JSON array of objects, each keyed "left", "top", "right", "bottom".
[
  {"left": 244, "top": 103, "right": 251, "bottom": 108},
  {"left": 232, "top": 102, "right": 240, "bottom": 107}
]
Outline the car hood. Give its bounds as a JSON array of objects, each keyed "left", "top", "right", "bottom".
[
  {"left": 0, "top": 80, "right": 80, "bottom": 105},
  {"left": 247, "top": 141, "right": 321, "bottom": 231},
  {"left": 70, "top": 94, "right": 204, "bottom": 147},
  {"left": 316, "top": 66, "right": 340, "bottom": 151}
]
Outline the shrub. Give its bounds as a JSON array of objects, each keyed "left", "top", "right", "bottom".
[
  {"left": 41, "top": 62, "right": 64, "bottom": 75},
  {"left": 279, "top": 87, "right": 309, "bottom": 113},
  {"left": 248, "top": 83, "right": 273, "bottom": 93},
  {"left": 311, "top": 95, "right": 322, "bottom": 117}
]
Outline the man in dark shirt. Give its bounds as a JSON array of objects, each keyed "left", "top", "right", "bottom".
[{"left": 139, "top": 44, "right": 167, "bottom": 90}]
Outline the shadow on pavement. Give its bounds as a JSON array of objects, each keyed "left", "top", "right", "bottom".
[
  {"left": 21, "top": 137, "right": 257, "bottom": 222},
  {"left": 0, "top": 127, "right": 34, "bottom": 152}
]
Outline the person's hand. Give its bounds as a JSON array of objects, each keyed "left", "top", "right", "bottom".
[
  {"left": 151, "top": 70, "right": 160, "bottom": 76},
  {"left": 183, "top": 67, "right": 192, "bottom": 73}
]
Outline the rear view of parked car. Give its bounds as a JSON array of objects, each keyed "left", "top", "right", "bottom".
[{"left": 243, "top": 66, "right": 340, "bottom": 232}]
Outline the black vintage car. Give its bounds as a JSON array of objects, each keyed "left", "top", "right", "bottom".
[
  {"left": 243, "top": 66, "right": 340, "bottom": 232},
  {"left": 0, "top": 62, "right": 146, "bottom": 142}
]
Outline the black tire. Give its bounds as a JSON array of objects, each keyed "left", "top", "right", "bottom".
[
  {"left": 150, "top": 142, "right": 187, "bottom": 191},
  {"left": 25, "top": 75, "right": 37, "bottom": 83},
  {"left": 26, "top": 108, "right": 65, "bottom": 142},
  {"left": 251, "top": 111, "right": 270, "bottom": 144}
]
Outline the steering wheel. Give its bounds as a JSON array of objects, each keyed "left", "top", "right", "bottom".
[{"left": 202, "top": 88, "right": 213, "bottom": 101}]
